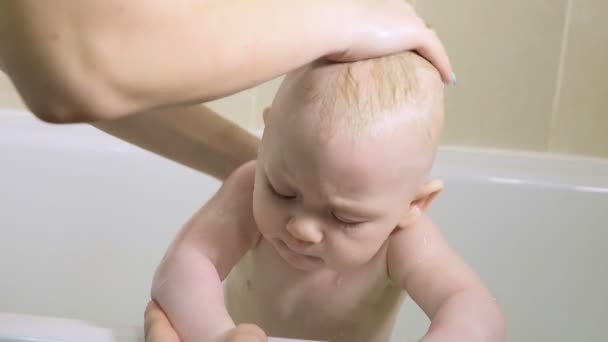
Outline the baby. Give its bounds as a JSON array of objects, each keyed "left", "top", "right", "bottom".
[{"left": 151, "top": 52, "right": 505, "bottom": 342}]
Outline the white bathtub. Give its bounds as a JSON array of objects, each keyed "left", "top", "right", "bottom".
[{"left": 1, "top": 110, "right": 607, "bottom": 342}]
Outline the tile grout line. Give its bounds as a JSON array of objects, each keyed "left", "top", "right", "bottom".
[
  {"left": 250, "top": 85, "right": 258, "bottom": 130},
  {"left": 549, "top": 0, "right": 574, "bottom": 152}
]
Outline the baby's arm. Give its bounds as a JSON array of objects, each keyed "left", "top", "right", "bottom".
[
  {"left": 151, "top": 161, "right": 262, "bottom": 342},
  {"left": 387, "top": 214, "right": 506, "bottom": 342}
]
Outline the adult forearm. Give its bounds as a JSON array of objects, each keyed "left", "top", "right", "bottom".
[
  {"left": 0, "top": 0, "right": 354, "bottom": 122},
  {"left": 93, "top": 105, "right": 259, "bottom": 181},
  {"left": 421, "top": 289, "right": 506, "bottom": 342}
]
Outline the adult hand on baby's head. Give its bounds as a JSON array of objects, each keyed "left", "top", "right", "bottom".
[
  {"left": 328, "top": 0, "right": 454, "bottom": 84},
  {"left": 144, "top": 301, "right": 267, "bottom": 342}
]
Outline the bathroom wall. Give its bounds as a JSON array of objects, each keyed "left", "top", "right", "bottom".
[
  {"left": 415, "top": 0, "right": 607, "bottom": 158},
  {"left": 1, "top": 0, "right": 606, "bottom": 158}
]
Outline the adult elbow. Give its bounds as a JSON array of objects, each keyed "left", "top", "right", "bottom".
[
  {"left": 28, "top": 100, "right": 97, "bottom": 124},
  {"left": 29, "top": 102, "right": 113, "bottom": 124},
  {"left": 25, "top": 84, "right": 134, "bottom": 124},
  {"left": 12, "top": 62, "right": 139, "bottom": 123}
]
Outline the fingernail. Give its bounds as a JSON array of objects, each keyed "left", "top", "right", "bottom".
[{"left": 451, "top": 72, "right": 458, "bottom": 85}]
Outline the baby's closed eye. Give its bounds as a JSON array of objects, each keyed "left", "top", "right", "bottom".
[
  {"left": 330, "top": 212, "right": 367, "bottom": 227},
  {"left": 266, "top": 175, "right": 297, "bottom": 199}
]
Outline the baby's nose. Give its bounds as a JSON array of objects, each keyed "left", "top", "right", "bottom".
[{"left": 286, "top": 216, "right": 323, "bottom": 244}]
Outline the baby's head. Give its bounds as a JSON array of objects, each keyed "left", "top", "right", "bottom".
[{"left": 253, "top": 52, "right": 445, "bottom": 271}]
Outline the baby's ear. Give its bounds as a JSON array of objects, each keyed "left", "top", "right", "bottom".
[
  {"left": 400, "top": 179, "right": 443, "bottom": 227},
  {"left": 262, "top": 106, "right": 272, "bottom": 125}
]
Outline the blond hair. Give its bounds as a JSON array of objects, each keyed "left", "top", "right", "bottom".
[{"left": 273, "top": 52, "right": 445, "bottom": 148}]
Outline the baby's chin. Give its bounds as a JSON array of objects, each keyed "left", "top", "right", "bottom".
[
  {"left": 268, "top": 235, "right": 379, "bottom": 272},
  {"left": 271, "top": 238, "right": 326, "bottom": 271}
]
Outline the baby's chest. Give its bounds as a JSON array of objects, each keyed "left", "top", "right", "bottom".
[
  {"left": 225, "top": 243, "right": 395, "bottom": 326},
  {"left": 259, "top": 272, "right": 362, "bottom": 319}
]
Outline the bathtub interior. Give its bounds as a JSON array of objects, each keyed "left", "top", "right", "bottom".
[
  {"left": 0, "top": 312, "right": 317, "bottom": 342},
  {"left": 1, "top": 112, "right": 607, "bottom": 342},
  {"left": 0, "top": 312, "right": 144, "bottom": 342}
]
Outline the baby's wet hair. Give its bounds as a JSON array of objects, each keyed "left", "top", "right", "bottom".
[{"left": 278, "top": 51, "right": 445, "bottom": 146}]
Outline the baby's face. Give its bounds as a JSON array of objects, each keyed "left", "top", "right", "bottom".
[{"left": 252, "top": 107, "right": 431, "bottom": 272}]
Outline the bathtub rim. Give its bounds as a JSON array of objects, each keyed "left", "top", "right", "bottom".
[
  {"left": 0, "top": 311, "right": 142, "bottom": 342},
  {"left": 0, "top": 311, "right": 321, "bottom": 342},
  {"left": 1, "top": 109, "right": 607, "bottom": 194}
]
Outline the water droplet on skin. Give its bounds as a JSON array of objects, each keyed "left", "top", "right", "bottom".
[
  {"left": 213, "top": 209, "right": 227, "bottom": 225},
  {"left": 336, "top": 276, "right": 343, "bottom": 287}
]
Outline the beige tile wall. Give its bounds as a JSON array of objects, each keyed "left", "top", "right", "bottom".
[
  {"left": 417, "top": 0, "right": 568, "bottom": 151},
  {"left": 415, "top": 0, "right": 607, "bottom": 158},
  {"left": 549, "top": 0, "right": 608, "bottom": 157},
  {"left": 1, "top": 0, "right": 606, "bottom": 158}
]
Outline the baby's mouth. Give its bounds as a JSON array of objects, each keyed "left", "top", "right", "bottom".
[{"left": 274, "top": 239, "right": 323, "bottom": 263}]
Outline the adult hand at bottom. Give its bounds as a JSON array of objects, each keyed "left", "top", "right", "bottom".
[
  {"left": 144, "top": 301, "right": 267, "bottom": 342},
  {"left": 144, "top": 301, "right": 180, "bottom": 342}
]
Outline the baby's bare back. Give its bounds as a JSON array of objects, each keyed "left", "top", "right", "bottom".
[{"left": 224, "top": 238, "right": 407, "bottom": 342}]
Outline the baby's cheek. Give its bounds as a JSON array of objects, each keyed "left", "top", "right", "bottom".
[
  {"left": 324, "top": 235, "right": 364, "bottom": 268},
  {"left": 251, "top": 191, "right": 267, "bottom": 225},
  {"left": 252, "top": 195, "right": 283, "bottom": 234},
  {"left": 334, "top": 233, "right": 385, "bottom": 268}
]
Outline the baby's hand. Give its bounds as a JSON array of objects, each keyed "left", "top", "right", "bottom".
[{"left": 226, "top": 324, "right": 267, "bottom": 342}]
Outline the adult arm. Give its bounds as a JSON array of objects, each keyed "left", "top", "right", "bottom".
[
  {"left": 92, "top": 105, "right": 260, "bottom": 180},
  {"left": 0, "top": 0, "right": 452, "bottom": 123}
]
